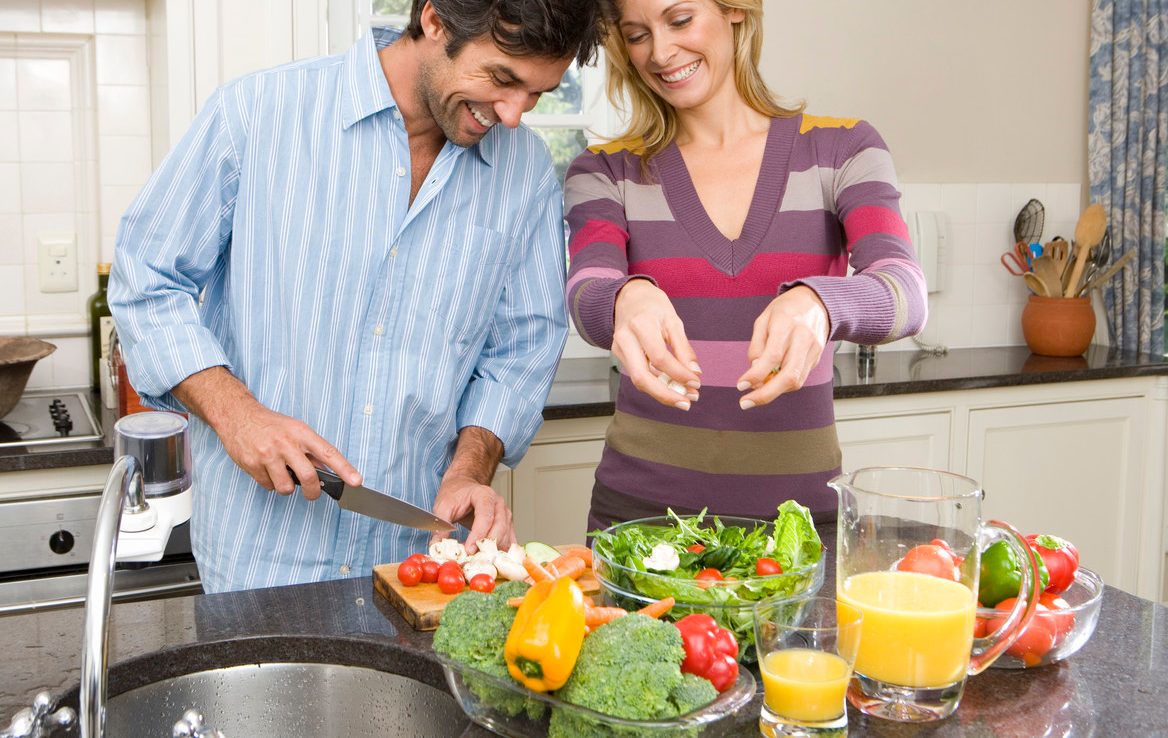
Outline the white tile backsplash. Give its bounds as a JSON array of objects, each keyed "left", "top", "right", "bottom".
[
  {"left": 0, "top": 264, "right": 25, "bottom": 315},
  {"left": 96, "top": 0, "right": 147, "bottom": 35},
  {"left": 16, "top": 57, "right": 72, "bottom": 111},
  {"left": 97, "top": 84, "right": 150, "bottom": 135},
  {"left": 0, "top": 214, "right": 21, "bottom": 265},
  {"left": 18, "top": 110, "right": 74, "bottom": 162},
  {"left": 0, "top": 57, "right": 16, "bottom": 111},
  {"left": 0, "top": 162, "right": 20, "bottom": 213},
  {"left": 0, "top": 1, "right": 41, "bottom": 33},
  {"left": 900, "top": 181, "right": 1086, "bottom": 351},
  {"left": 95, "top": 33, "right": 147, "bottom": 85},
  {"left": 98, "top": 134, "right": 151, "bottom": 186},
  {"left": 41, "top": 0, "right": 95, "bottom": 34},
  {"left": 20, "top": 162, "right": 76, "bottom": 213},
  {"left": 0, "top": 111, "right": 18, "bottom": 161}
]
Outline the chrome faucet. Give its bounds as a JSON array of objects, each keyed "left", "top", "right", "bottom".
[{"left": 80, "top": 455, "right": 144, "bottom": 738}]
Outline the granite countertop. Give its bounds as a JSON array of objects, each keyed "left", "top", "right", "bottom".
[
  {"left": 2, "top": 523, "right": 1166, "bottom": 736},
  {"left": 4, "top": 345, "right": 1167, "bottom": 473}
]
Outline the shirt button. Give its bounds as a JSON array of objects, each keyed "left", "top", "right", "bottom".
[
  {"left": 340, "top": 565, "right": 351, "bottom": 575},
  {"left": 390, "top": 248, "right": 398, "bottom": 258},
  {"left": 363, "top": 404, "right": 373, "bottom": 415},
  {"left": 373, "top": 325, "right": 385, "bottom": 336},
  {"left": 395, "top": 166, "right": 406, "bottom": 177}
]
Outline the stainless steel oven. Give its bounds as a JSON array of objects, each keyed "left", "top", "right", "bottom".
[{"left": 0, "top": 391, "right": 202, "bottom": 614}]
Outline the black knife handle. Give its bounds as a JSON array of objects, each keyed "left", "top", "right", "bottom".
[{"left": 286, "top": 466, "right": 344, "bottom": 502}]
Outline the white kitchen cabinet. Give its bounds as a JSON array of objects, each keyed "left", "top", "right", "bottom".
[
  {"left": 508, "top": 416, "right": 609, "bottom": 546},
  {"left": 836, "top": 405, "right": 952, "bottom": 472}
]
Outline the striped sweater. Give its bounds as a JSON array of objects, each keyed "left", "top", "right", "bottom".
[{"left": 564, "top": 114, "right": 927, "bottom": 523}]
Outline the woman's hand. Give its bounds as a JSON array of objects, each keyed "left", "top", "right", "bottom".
[
  {"left": 612, "top": 279, "right": 701, "bottom": 409},
  {"left": 737, "top": 286, "right": 830, "bottom": 409}
]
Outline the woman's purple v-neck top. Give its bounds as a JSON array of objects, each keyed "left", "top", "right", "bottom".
[{"left": 564, "top": 114, "right": 927, "bottom": 522}]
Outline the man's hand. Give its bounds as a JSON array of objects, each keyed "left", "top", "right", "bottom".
[
  {"left": 612, "top": 279, "right": 701, "bottom": 410},
  {"left": 736, "top": 286, "right": 830, "bottom": 409},
  {"left": 430, "top": 426, "right": 513, "bottom": 552},
  {"left": 173, "top": 366, "right": 361, "bottom": 500}
]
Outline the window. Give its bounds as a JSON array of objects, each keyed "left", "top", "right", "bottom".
[{"left": 359, "top": 1, "right": 619, "bottom": 183}]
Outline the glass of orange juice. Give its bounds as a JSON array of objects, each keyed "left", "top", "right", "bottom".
[{"left": 754, "top": 596, "right": 862, "bottom": 737}]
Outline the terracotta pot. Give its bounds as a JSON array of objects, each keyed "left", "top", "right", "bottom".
[{"left": 1020, "top": 296, "right": 1095, "bottom": 357}]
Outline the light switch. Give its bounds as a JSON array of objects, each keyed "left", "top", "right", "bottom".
[{"left": 38, "top": 233, "right": 78, "bottom": 293}]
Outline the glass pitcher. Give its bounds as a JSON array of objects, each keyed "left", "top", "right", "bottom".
[{"left": 830, "top": 466, "right": 1042, "bottom": 722}]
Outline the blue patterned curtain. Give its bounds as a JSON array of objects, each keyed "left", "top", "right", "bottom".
[{"left": 1089, "top": 0, "right": 1167, "bottom": 354}]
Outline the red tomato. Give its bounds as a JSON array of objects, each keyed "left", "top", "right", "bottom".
[
  {"left": 973, "top": 614, "right": 991, "bottom": 638},
  {"left": 755, "top": 557, "right": 783, "bottom": 576},
  {"left": 686, "top": 544, "right": 706, "bottom": 554},
  {"left": 404, "top": 553, "right": 427, "bottom": 567},
  {"left": 397, "top": 560, "right": 422, "bottom": 587},
  {"left": 468, "top": 573, "right": 495, "bottom": 593},
  {"left": 991, "top": 597, "right": 1055, "bottom": 666},
  {"left": 437, "top": 561, "right": 464, "bottom": 595},
  {"left": 695, "top": 568, "right": 724, "bottom": 581},
  {"left": 896, "top": 544, "right": 959, "bottom": 581},
  {"left": 420, "top": 559, "right": 440, "bottom": 584},
  {"left": 1037, "top": 592, "right": 1076, "bottom": 645}
]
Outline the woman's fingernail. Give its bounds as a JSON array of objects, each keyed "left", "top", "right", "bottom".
[
  {"left": 689, "top": 361, "right": 703, "bottom": 374},
  {"left": 736, "top": 380, "right": 752, "bottom": 392},
  {"left": 686, "top": 379, "right": 701, "bottom": 389},
  {"left": 657, "top": 372, "right": 671, "bottom": 385},
  {"left": 675, "top": 400, "right": 691, "bottom": 411},
  {"left": 686, "top": 391, "right": 700, "bottom": 402},
  {"left": 668, "top": 381, "right": 687, "bottom": 395},
  {"left": 739, "top": 399, "right": 755, "bottom": 410}
]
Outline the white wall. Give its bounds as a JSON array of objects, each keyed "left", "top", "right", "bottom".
[{"left": 0, "top": 0, "right": 153, "bottom": 389}]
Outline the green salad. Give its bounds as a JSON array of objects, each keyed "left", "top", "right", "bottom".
[{"left": 590, "top": 501, "right": 824, "bottom": 659}]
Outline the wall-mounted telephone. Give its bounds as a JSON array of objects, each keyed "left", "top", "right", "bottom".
[{"left": 905, "top": 210, "right": 946, "bottom": 293}]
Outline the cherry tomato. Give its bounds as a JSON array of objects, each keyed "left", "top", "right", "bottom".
[
  {"left": 468, "top": 573, "right": 495, "bottom": 593},
  {"left": 404, "top": 553, "right": 427, "bottom": 567},
  {"left": 397, "top": 560, "right": 422, "bottom": 587},
  {"left": 896, "top": 544, "right": 959, "bottom": 581},
  {"left": 695, "top": 568, "right": 723, "bottom": 581},
  {"left": 437, "top": 561, "right": 464, "bottom": 595},
  {"left": 1025, "top": 534, "right": 1079, "bottom": 594},
  {"left": 755, "top": 557, "right": 783, "bottom": 576},
  {"left": 420, "top": 559, "right": 440, "bottom": 584},
  {"left": 1037, "top": 592, "right": 1076, "bottom": 645},
  {"left": 686, "top": 544, "right": 706, "bottom": 554}
]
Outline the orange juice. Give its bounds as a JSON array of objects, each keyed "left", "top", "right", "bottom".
[
  {"left": 760, "top": 649, "right": 851, "bottom": 722},
  {"left": 838, "top": 570, "right": 975, "bottom": 688}
]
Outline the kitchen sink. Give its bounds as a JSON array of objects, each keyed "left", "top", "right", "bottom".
[{"left": 102, "top": 661, "right": 469, "bottom": 737}]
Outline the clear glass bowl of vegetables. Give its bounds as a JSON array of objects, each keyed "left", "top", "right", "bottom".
[{"left": 590, "top": 502, "right": 826, "bottom": 662}]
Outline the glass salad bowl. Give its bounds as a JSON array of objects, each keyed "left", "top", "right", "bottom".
[
  {"left": 436, "top": 653, "right": 756, "bottom": 738},
  {"left": 590, "top": 514, "right": 826, "bottom": 662},
  {"left": 980, "top": 566, "right": 1104, "bottom": 669}
]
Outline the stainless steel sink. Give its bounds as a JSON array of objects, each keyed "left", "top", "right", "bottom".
[{"left": 103, "top": 662, "right": 469, "bottom": 737}]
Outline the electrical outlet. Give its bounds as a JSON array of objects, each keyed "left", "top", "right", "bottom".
[{"left": 38, "top": 233, "right": 78, "bottom": 293}]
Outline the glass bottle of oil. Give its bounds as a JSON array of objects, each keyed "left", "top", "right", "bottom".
[{"left": 86, "top": 263, "right": 112, "bottom": 391}]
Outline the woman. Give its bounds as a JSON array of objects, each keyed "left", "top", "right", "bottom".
[{"left": 565, "top": 0, "right": 927, "bottom": 531}]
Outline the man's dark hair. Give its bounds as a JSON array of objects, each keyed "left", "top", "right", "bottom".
[{"left": 404, "top": 0, "right": 601, "bottom": 66}]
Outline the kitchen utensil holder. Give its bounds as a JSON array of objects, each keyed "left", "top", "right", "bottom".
[{"left": 1021, "top": 295, "right": 1095, "bottom": 357}]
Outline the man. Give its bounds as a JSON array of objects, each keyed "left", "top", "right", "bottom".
[{"left": 109, "top": 0, "right": 601, "bottom": 593}]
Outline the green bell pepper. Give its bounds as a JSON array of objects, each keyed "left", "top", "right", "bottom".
[{"left": 978, "top": 540, "right": 1049, "bottom": 607}]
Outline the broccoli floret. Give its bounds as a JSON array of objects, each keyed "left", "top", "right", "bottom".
[
  {"left": 669, "top": 673, "right": 718, "bottom": 715},
  {"left": 432, "top": 580, "right": 543, "bottom": 719},
  {"left": 548, "top": 614, "right": 707, "bottom": 738}
]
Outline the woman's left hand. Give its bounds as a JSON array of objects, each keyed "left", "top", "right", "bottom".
[{"left": 736, "top": 286, "right": 830, "bottom": 409}]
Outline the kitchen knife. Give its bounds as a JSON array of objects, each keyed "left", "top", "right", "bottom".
[{"left": 287, "top": 466, "right": 455, "bottom": 533}]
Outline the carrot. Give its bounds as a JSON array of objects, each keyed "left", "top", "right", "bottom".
[
  {"left": 585, "top": 604, "right": 628, "bottom": 627},
  {"left": 636, "top": 596, "right": 675, "bottom": 619},
  {"left": 547, "top": 555, "right": 586, "bottom": 580},
  {"left": 523, "top": 557, "right": 553, "bottom": 583},
  {"left": 506, "top": 596, "right": 525, "bottom": 608},
  {"left": 562, "top": 546, "right": 593, "bottom": 567}
]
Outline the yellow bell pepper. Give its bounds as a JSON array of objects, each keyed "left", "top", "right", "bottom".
[{"left": 504, "top": 576, "right": 587, "bottom": 692}]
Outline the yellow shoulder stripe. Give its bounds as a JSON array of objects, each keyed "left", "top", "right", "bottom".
[
  {"left": 587, "top": 138, "right": 645, "bottom": 156},
  {"left": 799, "top": 115, "right": 861, "bottom": 134}
]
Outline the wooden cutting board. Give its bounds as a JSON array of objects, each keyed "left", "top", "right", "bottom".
[{"left": 372, "top": 545, "right": 599, "bottom": 631}]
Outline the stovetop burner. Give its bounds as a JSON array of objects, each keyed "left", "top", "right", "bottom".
[{"left": 0, "top": 390, "right": 103, "bottom": 448}]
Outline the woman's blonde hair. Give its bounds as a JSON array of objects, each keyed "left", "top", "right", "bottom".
[{"left": 599, "top": 0, "right": 803, "bottom": 164}]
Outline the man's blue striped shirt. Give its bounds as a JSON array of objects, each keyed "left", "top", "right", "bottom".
[{"left": 109, "top": 28, "right": 567, "bottom": 593}]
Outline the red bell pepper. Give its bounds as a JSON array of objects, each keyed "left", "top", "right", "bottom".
[
  {"left": 674, "top": 613, "right": 739, "bottom": 692},
  {"left": 1025, "top": 534, "right": 1079, "bottom": 594}
]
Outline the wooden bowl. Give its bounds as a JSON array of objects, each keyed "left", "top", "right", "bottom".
[{"left": 0, "top": 337, "right": 57, "bottom": 418}]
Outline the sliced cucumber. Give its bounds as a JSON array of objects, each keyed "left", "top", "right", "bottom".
[{"left": 524, "top": 541, "right": 561, "bottom": 565}]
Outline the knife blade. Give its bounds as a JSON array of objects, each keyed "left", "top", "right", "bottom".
[{"left": 287, "top": 466, "right": 455, "bottom": 533}]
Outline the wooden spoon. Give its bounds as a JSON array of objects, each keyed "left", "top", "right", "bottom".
[
  {"left": 1023, "top": 272, "right": 1051, "bottom": 297},
  {"left": 1063, "top": 203, "right": 1107, "bottom": 297}
]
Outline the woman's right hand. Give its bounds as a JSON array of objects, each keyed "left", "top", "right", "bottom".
[{"left": 612, "top": 279, "right": 701, "bottom": 410}]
